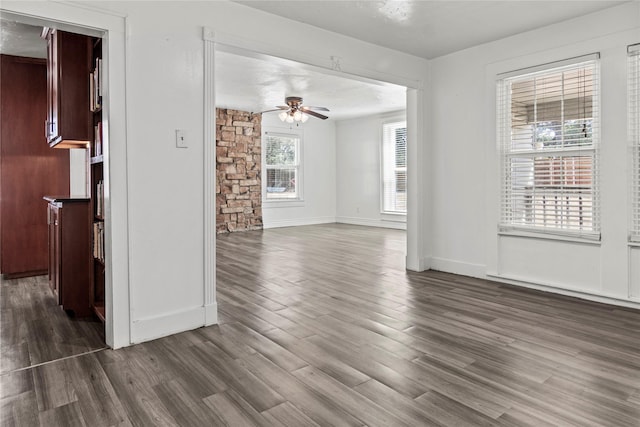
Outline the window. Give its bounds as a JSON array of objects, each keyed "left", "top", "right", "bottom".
[
  {"left": 382, "top": 121, "right": 407, "bottom": 213},
  {"left": 630, "top": 44, "right": 640, "bottom": 241},
  {"left": 497, "top": 55, "right": 600, "bottom": 238},
  {"left": 264, "top": 131, "right": 301, "bottom": 200}
]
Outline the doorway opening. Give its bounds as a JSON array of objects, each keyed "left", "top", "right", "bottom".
[{"left": 0, "top": 16, "right": 109, "bottom": 373}]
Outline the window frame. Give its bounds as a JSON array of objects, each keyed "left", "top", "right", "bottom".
[
  {"left": 262, "top": 129, "right": 304, "bottom": 204},
  {"left": 381, "top": 120, "right": 407, "bottom": 215},
  {"left": 630, "top": 43, "right": 640, "bottom": 242},
  {"left": 497, "top": 54, "right": 601, "bottom": 241}
]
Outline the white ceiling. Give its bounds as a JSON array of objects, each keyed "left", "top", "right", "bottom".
[
  {"left": 215, "top": 48, "right": 406, "bottom": 120},
  {"left": 235, "top": 0, "right": 628, "bottom": 59},
  {"left": 1, "top": 1, "right": 628, "bottom": 121},
  {"left": 0, "top": 20, "right": 46, "bottom": 59}
]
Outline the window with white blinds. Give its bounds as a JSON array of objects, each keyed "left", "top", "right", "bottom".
[
  {"left": 382, "top": 121, "right": 407, "bottom": 214},
  {"left": 630, "top": 44, "right": 640, "bottom": 241},
  {"left": 497, "top": 55, "right": 600, "bottom": 239},
  {"left": 264, "top": 132, "right": 302, "bottom": 200}
]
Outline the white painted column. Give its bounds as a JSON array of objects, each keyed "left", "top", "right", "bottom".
[
  {"left": 406, "top": 87, "right": 430, "bottom": 271},
  {"left": 203, "top": 28, "right": 218, "bottom": 325}
]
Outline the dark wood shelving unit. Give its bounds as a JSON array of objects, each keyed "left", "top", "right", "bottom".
[
  {"left": 39, "top": 27, "right": 107, "bottom": 329},
  {"left": 90, "top": 155, "right": 104, "bottom": 164},
  {"left": 90, "top": 37, "right": 105, "bottom": 324}
]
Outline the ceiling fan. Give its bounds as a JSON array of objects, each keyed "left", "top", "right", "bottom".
[{"left": 263, "top": 96, "right": 330, "bottom": 123}]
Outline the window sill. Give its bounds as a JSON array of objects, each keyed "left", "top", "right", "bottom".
[
  {"left": 263, "top": 200, "right": 305, "bottom": 208},
  {"left": 498, "top": 228, "right": 601, "bottom": 245},
  {"left": 381, "top": 212, "right": 406, "bottom": 223}
]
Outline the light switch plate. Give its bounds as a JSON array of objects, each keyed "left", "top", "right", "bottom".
[{"left": 176, "top": 129, "right": 187, "bottom": 148}]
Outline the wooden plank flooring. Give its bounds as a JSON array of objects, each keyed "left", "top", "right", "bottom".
[
  {"left": 2, "top": 223, "right": 640, "bottom": 426},
  {"left": 0, "top": 275, "right": 105, "bottom": 374}
]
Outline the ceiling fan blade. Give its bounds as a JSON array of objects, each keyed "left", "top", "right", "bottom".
[
  {"left": 276, "top": 106, "right": 289, "bottom": 109},
  {"left": 261, "top": 108, "right": 286, "bottom": 113},
  {"left": 304, "top": 109, "right": 329, "bottom": 120},
  {"left": 301, "top": 106, "right": 330, "bottom": 112}
]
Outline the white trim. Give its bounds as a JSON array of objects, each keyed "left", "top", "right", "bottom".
[
  {"left": 498, "top": 230, "right": 601, "bottom": 245},
  {"left": 336, "top": 216, "right": 406, "bottom": 230},
  {"left": 204, "top": 302, "right": 218, "bottom": 327},
  {"left": 629, "top": 246, "right": 640, "bottom": 300},
  {"left": 1, "top": 1, "right": 131, "bottom": 349},
  {"left": 263, "top": 216, "right": 336, "bottom": 229},
  {"left": 131, "top": 306, "right": 208, "bottom": 344},
  {"left": 486, "top": 271, "right": 640, "bottom": 310},
  {"left": 431, "top": 258, "right": 486, "bottom": 279},
  {"left": 211, "top": 31, "right": 423, "bottom": 91},
  {"left": 497, "top": 52, "right": 600, "bottom": 79},
  {"left": 203, "top": 28, "right": 217, "bottom": 326},
  {"left": 263, "top": 201, "right": 305, "bottom": 208},
  {"left": 406, "top": 255, "right": 430, "bottom": 273},
  {"left": 406, "top": 88, "right": 426, "bottom": 272}
]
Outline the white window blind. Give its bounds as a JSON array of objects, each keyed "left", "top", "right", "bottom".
[
  {"left": 382, "top": 121, "right": 407, "bottom": 213},
  {"left": 264, "top": 132, "right": 301, "bottom": 200},
  {"left": 497, "top": 56, "right": 600, "bottom": 239},
  {"left": 630, "top": 44, "right": 640, "bottom": 241}
]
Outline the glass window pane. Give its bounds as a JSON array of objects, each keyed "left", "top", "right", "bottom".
[
  {"left": 266, "top": 135, "right": 297, "bottom": 166},
  {"left": 266, "top": 168, "right": 297, "bottom": 199}
]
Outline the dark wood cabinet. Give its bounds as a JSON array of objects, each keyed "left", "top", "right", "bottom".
[
  {"left": 41, "top": 28, "right": 92, "bottom": 149},
  {"left": 45, "top": 197, "right": 92, "bottom": 317},
  {"left": 0, "top": 54, "right": 70, "bottom": 278}
]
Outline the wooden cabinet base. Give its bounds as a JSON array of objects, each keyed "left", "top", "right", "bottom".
[
  {"left": 45, "top": 197, "right": 92, "bottom": 317},
  {"left": 93, "top": 304, "right": 105, "bottom": 323}
]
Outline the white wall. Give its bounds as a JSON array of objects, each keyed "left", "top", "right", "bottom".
[
  {"left": 261, "top": 113, "right": 337, "bottom": 228},
  {"left": 2, "top": 0, "right": 429, "bottom": 346},
  {"left": 69, "top": 149, "right": 88, "bottom": 196},
  {"left": 335, "top": 111, "right": 407, "bottom": 230},
  {"left": 429, "top": 2, "right": 640, "bottom": 307}
]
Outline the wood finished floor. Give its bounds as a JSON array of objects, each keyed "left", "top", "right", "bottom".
[
  {"left": 0, "top": 275, "right": 105, "bottom": 375},
  {"left": 2, "top": 223, "right": 640, "bottom": 426}
]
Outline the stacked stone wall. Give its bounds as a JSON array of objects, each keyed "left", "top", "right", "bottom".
[{"left": 216, "top": 109, "right": 262, "bottom": 233}]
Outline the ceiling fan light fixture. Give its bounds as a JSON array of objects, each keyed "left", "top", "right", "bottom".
[{"left": 266, "top": 96, "right": 329, "bottom": 122}]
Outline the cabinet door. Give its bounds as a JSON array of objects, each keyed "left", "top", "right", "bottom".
[
  {"left": 48, "top": 204, "right": 61, "bottom": 304},
  {"left": 44, "top": 29, "right": 59, "bottom": 144},
  {"left": 43, "top": 29, "right": 91, "bottom": 148}
]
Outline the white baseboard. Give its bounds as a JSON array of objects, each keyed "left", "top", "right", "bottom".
[
  {"left": 430, "top": 256, "right": 486, "bottom": 278},
  {"left": 486, "top": 271, "right": 640, "bottom": 310},
  {"left": 131, "top": 306, "right": 208, "bottom": 344},
  {"left": 406, "top": 255, "right": 430, "bottom": 272},
  {"left": 204, "top": 302, "right": 218, "bottom": 326},
  {"left": 336, "top": 216, "right": 406, "bottom": 230},
  {"left": 428, "top": 258, "right": 640, "bottom": 309},
  {"left": 263, "top": 216, "right": 336, "bottom": 229}
]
